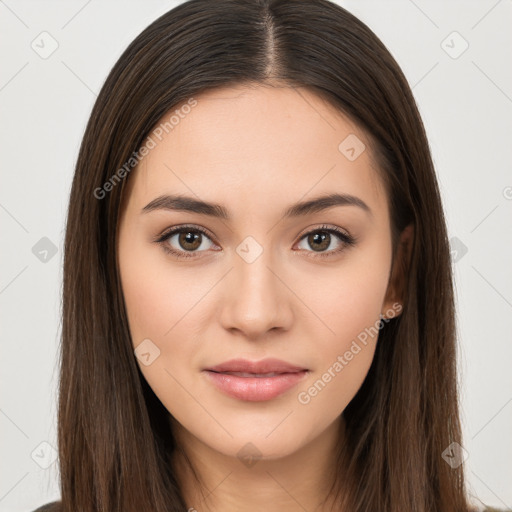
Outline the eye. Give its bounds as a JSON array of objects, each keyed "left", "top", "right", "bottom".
[
  {"left": 155, "top": 223, "right": 356, "bottom": 260},
  {"left": 295, "top": 224, "right": 356, "bottom": 258},
  {"left": 155, "top": 225, "right": 218, "bottom": 259}
]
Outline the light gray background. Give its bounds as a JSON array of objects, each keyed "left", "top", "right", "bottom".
[{"left": 1, "top": 1, "right": 511, "bottom": 511}]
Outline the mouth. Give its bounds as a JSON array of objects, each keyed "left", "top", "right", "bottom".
[{"left": 202, "top": 358, "right": 309, "bottom": 401}]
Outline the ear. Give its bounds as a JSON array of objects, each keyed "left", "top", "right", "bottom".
[{"left": 381, "top": 223, "right": 414, "bottom": 319}]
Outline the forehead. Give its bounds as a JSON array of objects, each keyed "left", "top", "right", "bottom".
[{"left": 124, "top": 84, "right": 387, "bottom": 218}]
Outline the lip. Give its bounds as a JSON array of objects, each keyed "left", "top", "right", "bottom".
[{"left": 203, "top": 358, "right": 309, "bottom": 401}]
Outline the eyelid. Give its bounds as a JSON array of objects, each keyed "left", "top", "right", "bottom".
[
  {"left": 155, "top": 224, "right": 216, "bottom": 244},
  {"left": 295, "top": 223, "right": 352, "bottom": 242}
]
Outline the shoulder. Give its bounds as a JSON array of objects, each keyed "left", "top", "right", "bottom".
[{"left": 31, "top": 501, "right": 61, "bottom": 512}]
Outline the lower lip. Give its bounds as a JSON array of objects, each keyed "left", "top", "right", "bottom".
[{"left": 203, "top": 370, "right": 308, "bottom": 401}]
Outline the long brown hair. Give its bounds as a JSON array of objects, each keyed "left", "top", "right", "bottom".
[{"left": 52, "top": 0, "right": 471, "bottom": 510}]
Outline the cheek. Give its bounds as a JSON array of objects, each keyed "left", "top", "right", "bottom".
[
  {"left": 295, "top": 242, "right": 392, "bottom": 345},
  {"left": 118, "top": 233, "right": 211, "bottom": 348},
  {"left": 118, "top": 235, "right": 218, "bottom": 414},
  {"left": 292, "top": 239, "right": 391, "bottom": 409},
  {"left": 118, "top": 239, "right": 209, "bottom": 427}
]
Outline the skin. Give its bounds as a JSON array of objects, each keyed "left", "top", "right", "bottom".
[{"left": 117, "top": 83, "right": 411, "bottom": 512}]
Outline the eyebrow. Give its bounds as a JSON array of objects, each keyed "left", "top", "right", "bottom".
[{"left": 141, "top": 192, "right": 372, "bottom": 219}]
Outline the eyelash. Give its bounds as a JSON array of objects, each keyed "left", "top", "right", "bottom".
[{"left": 154, "top": 224, "right": 357, "bottom": 260}]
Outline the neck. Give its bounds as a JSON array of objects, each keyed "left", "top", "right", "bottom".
[{"left": 169, "top": 415, "right": 346, "bottom": 512}]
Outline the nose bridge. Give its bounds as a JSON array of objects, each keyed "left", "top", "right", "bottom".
[{"left": 219, "top": 238, "right": 290, "bottom": 337}]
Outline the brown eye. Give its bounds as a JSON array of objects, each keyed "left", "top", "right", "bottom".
[
  {"left": 296, "top": 225, "right": 356, "bottom": 257},
  {"left": 156, "top": 225, "right": 217, "bottom": 259}
]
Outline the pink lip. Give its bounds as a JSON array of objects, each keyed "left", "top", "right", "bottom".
[{"left": 203, "top": 358, "right": 309, "bottom": 401}]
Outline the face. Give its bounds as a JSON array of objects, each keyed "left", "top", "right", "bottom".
[{"left": 117, "top": 83, "right": 402, "bottom": 462}]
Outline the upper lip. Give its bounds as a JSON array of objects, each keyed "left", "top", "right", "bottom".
[{"left": 205, "top": 358, "right": 307, "bottom": 374}]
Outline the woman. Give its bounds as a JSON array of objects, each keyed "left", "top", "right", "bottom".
[{"left": 33, "top": 0, "right": 503, "bottom": 510}]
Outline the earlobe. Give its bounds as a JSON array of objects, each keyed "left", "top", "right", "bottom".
[
  {"left": 380, "top": 302, "right": 403, "bottom": 321},
  {"left": 381, "top": 223, "right": 414, "bottom": 318}
]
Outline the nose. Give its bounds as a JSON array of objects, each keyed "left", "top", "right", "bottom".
[{"left": 218, "top": 246, "right": 293, "bottom": 340}]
